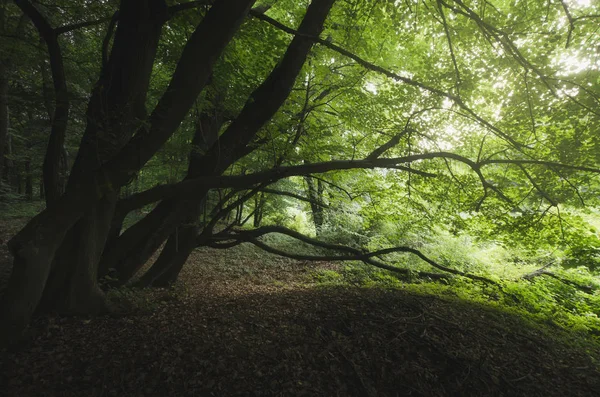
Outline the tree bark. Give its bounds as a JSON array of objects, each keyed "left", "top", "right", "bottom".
[
  {"left": 103, "top": 101, "right": 228, "bottom": 282},
  {"left": 253, "top": 193, "right": 265, "bottom": 227},
  {"left": 304, "top": 174, "right": 325, "bottom": 234},
  {"left": 14, "top": 0, "right": 70, "bottom": 205},
  {"left": 24, "top": 160, "right": 32, "bottom": 200},
  {"left": 124, "top": 0, "right": 337, "bottom": 286},
  {"left": 0, "top": 0, "right": 255, "bottom": 346},
  {"left": 40, "top": 0, "right": 169, "bottom": 314}
]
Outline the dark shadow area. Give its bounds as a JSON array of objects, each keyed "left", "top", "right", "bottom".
[{"left": 1, "top": 286, "right": 598, "bottom": 396}]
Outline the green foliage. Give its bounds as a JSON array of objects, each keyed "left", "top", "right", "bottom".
[
  {"left": 311, "top": 261, "right": 600, "bottom": 341},
  {"left": 3, "top": 0, "right": 600, "bottom": 346}
]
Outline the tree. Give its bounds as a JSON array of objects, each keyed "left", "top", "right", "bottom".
[{"left": 1, "top": 0, "right": 599, "bottom": 346}]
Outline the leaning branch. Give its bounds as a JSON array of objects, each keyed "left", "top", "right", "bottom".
[
  {"left": 211, "top": 225, "right": 500, "bottom": 286},
  {"left": 522, "top": 264, "right": 595, "bottom": 294},
  {"left": 114, "top": 152, "right": 600, "bottom": 210}
]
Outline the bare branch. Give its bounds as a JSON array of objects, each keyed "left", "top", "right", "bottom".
[
  {"left": 436, "top": 0, "right": 461, "bottom": 91},
  {"left": 212, "top": 225, "right": 500, "bottom": 286},
  {"left": 558, "top": 0, "right": 574, "bottom": 48},
  {"left": 522, "top": 264, "right": 595, "bottom": 294},
  {"left": 517, "top": 164, "right": 558, "bottom": 206}
]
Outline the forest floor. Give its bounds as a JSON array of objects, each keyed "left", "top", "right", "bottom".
[{"left": 1, "top": 217, "right": 600, "bottom": 396}]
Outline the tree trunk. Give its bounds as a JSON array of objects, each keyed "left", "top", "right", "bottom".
[
  {"left": 0, "top": 1, "right": 6, "bottom": 190},
  {"left": 25, "top": 160, "right": 32, "bottom": 200},
  {"left": 0, "top": 0, "right": 257, "bottom": 346},
  {"left": 136, "top": 225, "right": 198, "bottom": 287},
  {"left": 253, "top": 193, "right": 266, "bottom": 227},
  {"left": 13, "top": 1, "right": 70, "bottom": 206},
  {"left": 104, "top": 91, "right": 228, "bottom": 281},
  {"left": 304, "top": 174, "right": 325, "bottom": 234},
  {"left": 40, "top": 0, "right": 169, "bottom": 314},
  {"left": 127, "top": 0, "right": 337, "bottom": 287},
  {"left": 4, "top": 129, "right": 15, "bottom": 190}
]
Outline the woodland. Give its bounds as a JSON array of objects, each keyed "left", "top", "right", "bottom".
[{"left": 0, "top": 0, "right": 600, "bottom": 395}]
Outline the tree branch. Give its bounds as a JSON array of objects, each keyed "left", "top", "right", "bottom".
[
  {"left": 249, "top": 9, "right": 523, "bottom": 149},
  {"left": 14, "top": 0, "right": 69, "bottom": 205},
  {"left": 558, "top": 0, "right": 574, "bottom": 48},
  {"left": 522, "top": 264, "right": 595, "bottom": 294},
  {"left": 211, "top": 225, "right": 500, "bottom": 286},
  {"left": 113, "top": 152, "right": 600, "bottom": 209},
  {"left": 167, "top": 0, "right": 213, "bottom": 17},
  {"left": 102, "top": 11, "right": 119, "bottom": 69},
  {"left": 366, "top": 129, "right": 410, "bottom": 160},
  {"left": 436, "top": 0, "right": 461, "bottom": 92},
  {"left": 517, "top": 164, "right": 558, "bottom": 206},
  {"left": 55, "top": 16, "right": 113, "bottom": 35},
  {"left": 261, "top": 187, "right": 330, "bottom": 208}
]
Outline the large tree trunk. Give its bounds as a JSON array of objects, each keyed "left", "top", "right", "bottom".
[
  {"left": 124, "top": 0, "right": 337, "bottom": 287},
  {"left": 102, "top": 101, "right": 227, "bottom": 282},
  {"left": 0, "top": 0, "right": 255, "bottom": 346},
  {"left": 39, "top": 0, "right": 169, "bottom": 314}
]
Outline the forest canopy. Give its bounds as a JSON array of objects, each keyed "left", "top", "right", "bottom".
[{"left": 0, "top": 0, "right": 599, "bottom": 345}]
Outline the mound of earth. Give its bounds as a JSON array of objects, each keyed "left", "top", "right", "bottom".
[
  {"left": 1, "top": 286, "right": 599, "bottom": 396},
  {"left": 1, "top": 218, "right": 599, "bottom": 396}
]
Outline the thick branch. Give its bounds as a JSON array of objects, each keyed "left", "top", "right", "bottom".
[
  {"left": 112, "top": 152, "right": 600, "bottom": 209},
  {"left": 2, "top": 0, "right": 255, "bottom": 346},
  {"left": 102, "top": 11, "right": 119, "bottom": 69},
  {"left": 480, "top": 158, "right": 600, "bottom": 173},
  {"left": 367, "top": 129, "right": 410, "bottom": 160}
]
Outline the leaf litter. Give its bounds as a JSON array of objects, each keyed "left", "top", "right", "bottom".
[{"left": 1, "top": 222, "right": 599, "bottom": 396}]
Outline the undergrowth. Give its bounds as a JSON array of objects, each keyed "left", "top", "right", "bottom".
[{"left": 310, "top": 261, "right": 600, "bottom": 345}]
